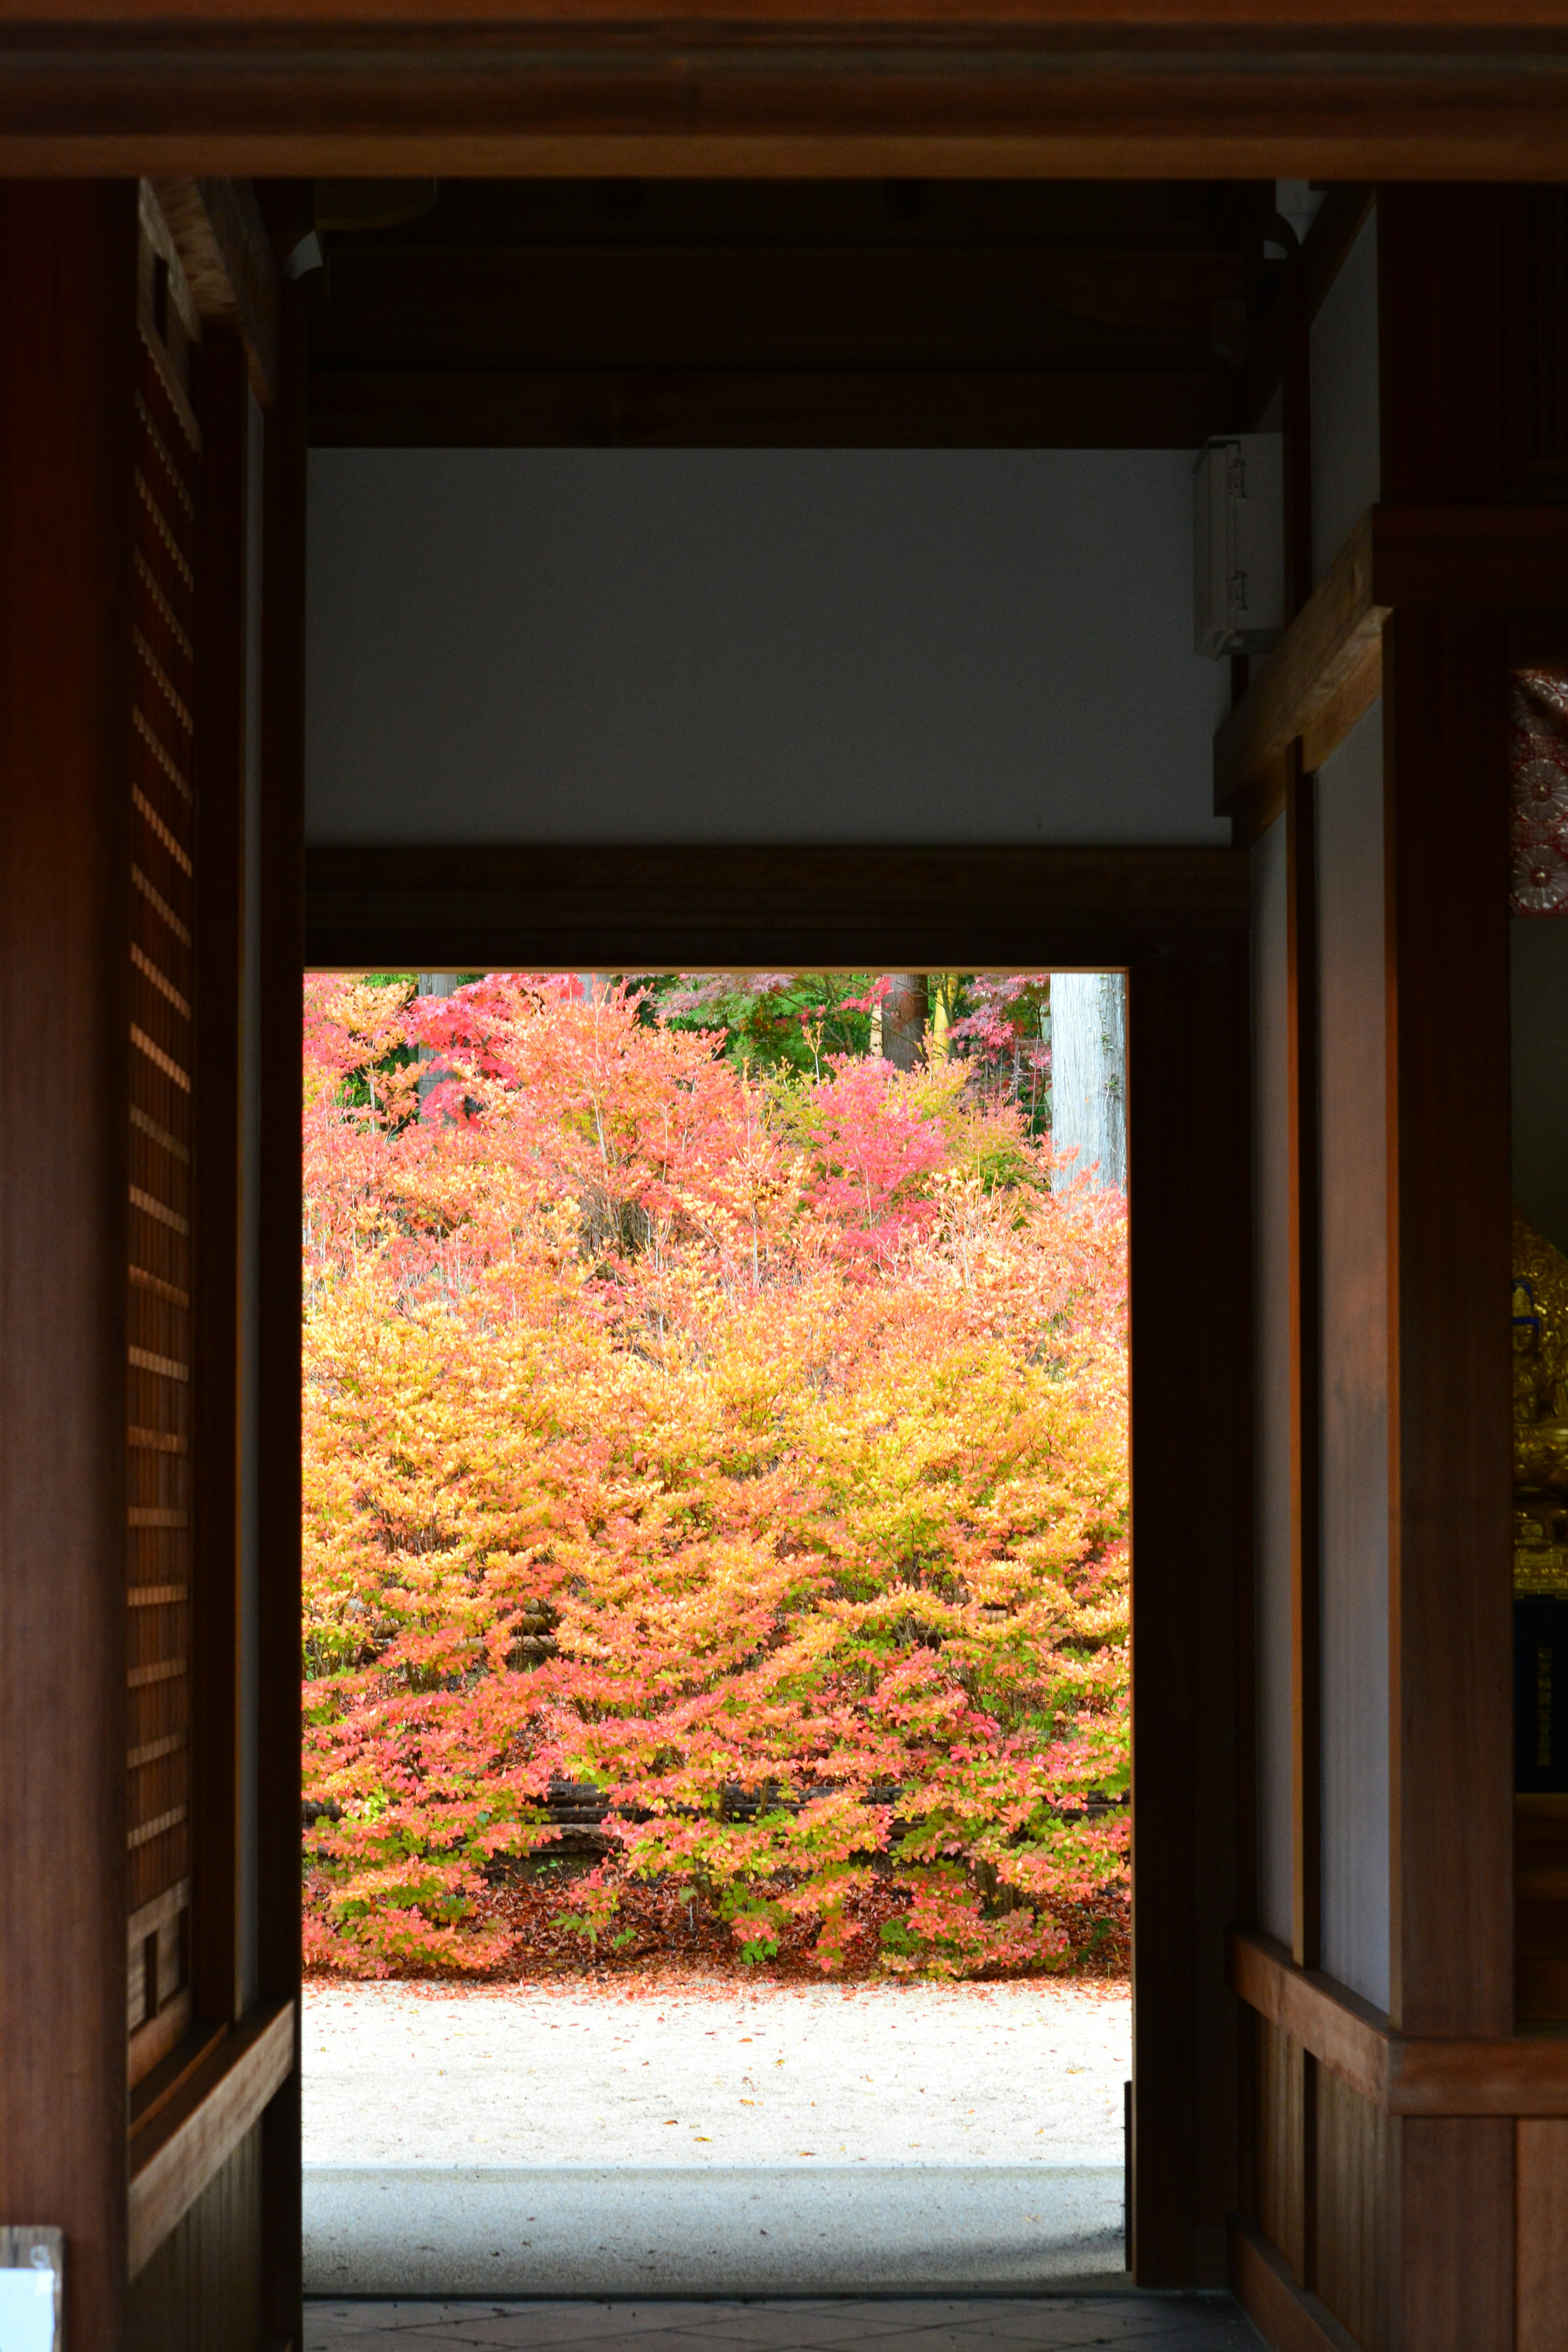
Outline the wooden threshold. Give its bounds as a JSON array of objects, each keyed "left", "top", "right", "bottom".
[
  {"left": 305, "top": 841, "right": 1249, "bottom": 972},
  {"left": 1215, "top": 503, "right": 1568, "bottom": 842},
  {"left": 127, "top": 2000, "right": 295, "bottom": 2276},
  {"left": 1230, "top": 2221, "right": 1363, "bottom": 2352},
  {"left": 1232, "top": 1930, "right": 1568, "bottom": 2117}
]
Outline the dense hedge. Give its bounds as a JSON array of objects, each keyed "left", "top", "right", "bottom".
[{"left": 301, "top": 976, "right": 1128, "bottom": 1977}]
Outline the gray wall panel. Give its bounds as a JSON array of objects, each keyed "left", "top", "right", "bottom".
[
  {"left": 305, "top": 449, "right": 1232, "bottom": 847},
  {"left": 1252, "top": 813, "right": 1294, "bottom": 1946},
  {"left": 1316, "top": 698, "right": 1390, "bottom": 2010},
  {"left": 1310, "top": 212, "right": 1381, "bottom": 585}
]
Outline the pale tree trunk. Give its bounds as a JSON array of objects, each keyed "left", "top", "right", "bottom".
[
  {"left": 879, "top": 973, "right": 928, "bottom": 1070},
  {"left": 1048, "top": 972, "right": 1127, "bottom": 1193},
  {"left": 416, "top": 971, "right": 460, "bottom": 1110}
]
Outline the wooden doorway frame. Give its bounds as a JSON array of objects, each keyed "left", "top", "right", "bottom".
[{"left": 304, "top": 843, "right": 1256, "bottom": 2290}]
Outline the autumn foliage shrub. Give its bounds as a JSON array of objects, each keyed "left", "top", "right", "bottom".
[{"left": 301, "top": 975, "right": 1128, "bottom": 1979}]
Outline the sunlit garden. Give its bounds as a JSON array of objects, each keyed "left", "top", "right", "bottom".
[{"left": 301, "top": 972, "right": 1129, "bottom": 1983}]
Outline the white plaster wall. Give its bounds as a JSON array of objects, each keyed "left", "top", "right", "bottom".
[
  {"left": 305, "top": 449, "right": 1232, "bottom": 846},
  {"left": 1316, "top": 698, "right": 1391, "bottom": 2011},
  {"left": 1251, "top": 813, "right": 1294, "bottom": 1947},
  {"left": 1310, "top": 210, "right": 1381, "bottom": 584},
  {"left": 1512, "top": 918, "right": 1568, "bottom": 1258}
]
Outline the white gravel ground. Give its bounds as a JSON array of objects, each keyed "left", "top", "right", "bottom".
[{"left": 302, "top": 1977, "right": 1131, "bottom": 2167}]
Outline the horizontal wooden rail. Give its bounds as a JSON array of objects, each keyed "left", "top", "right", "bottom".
[
  {"left": 1231, "top": 1929, "right": 1568, "bottom": 2117},
  {"left": 127, "top": 1999, "right": 294, "bottom": 2276},
  {"left": 1230, "top": 2221, "right": 1363, "bottom": 2352},
  {"left": 1215, "top": 502, "right": 1568, "bottom": 842},
  {"left": 304, "top": 841, "right": 1249, "bottom": 972}
]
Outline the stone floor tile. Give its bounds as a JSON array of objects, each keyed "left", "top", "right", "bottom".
[{"left": 304, "top": 2300, "right": 1261, "bottom": 2352}]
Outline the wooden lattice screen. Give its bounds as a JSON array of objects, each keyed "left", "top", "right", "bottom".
[{"left": 126, "top": 188, "right": 202, "bottom": 2087}]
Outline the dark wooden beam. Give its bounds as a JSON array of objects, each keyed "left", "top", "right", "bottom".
[
  {"left": 7, "top": 24, "right": 1568, "bottom": 175},
  {"left": 1232, "top": 1931, "right": 1568, "bottom": 2118},
  {"left": 1129, "top": 937, "right": 1252, "bottom": 2284},
  {"left": 310, "top": 244, "right": 1248, "bottom": 373},
  {"left": 303, "top": 842, "right": 1249, "bottom": 971},
  {"left": 308, "top": 366, "right": 1241, "bottom": 449},
  {"left": 1216, "top": 501, "right": 1568, "bottom": 838},
  {"left": 0, "top": 179, "right": 138, "bottom": 2352},
  {"left": 256, "top": 252, "right": 309, "bottom": 2352}
]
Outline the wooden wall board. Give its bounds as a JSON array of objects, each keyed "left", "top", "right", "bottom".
[
  {"left": 1378, "top": 185, "right": 1508, "bottom": 508},
  {"left": 127, "top": 2119, "right": 263, "bottom": 2352},
  {"left": 1517, "top": 2118, "right": 1568, "bottom": 2352},
  {"left": 127, "top": 2001, "right": 293, "bottom": 2278},
  {"left": 1230, "top": 2220, "right": 1364, "bottom": 2352},
  {"left": 1381, "top": 601, "right": 1514, "bottom": 2041},
  {"left": 0, "top": 178, "right": 138, "bottom": 2352},
  {"left": 1257, "top": 2016, "right": 1309, "bottom": 2285},
  {"left": 303, "top": 843, "right": 1250, "bottom": 973},
  {"left": 1399, "top": 2118, "right": 1515, "bottom": 2352},
  {"left": 1315, "top": 2072, "right": 1395, "bottom": 2352}
]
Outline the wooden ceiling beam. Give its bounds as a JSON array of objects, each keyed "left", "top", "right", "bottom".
[
  {"left": 303, "top": 842, "right": 1249, "bottom": 973},
  {"left": 310, "top": 245, "right": 1249, "bottom": 374},
  {"left": 307, "top": 363, "right": 1240, "bottom": 448},
  {"left": 5, "top": 31, "right": 1568, "bottom": 176}
]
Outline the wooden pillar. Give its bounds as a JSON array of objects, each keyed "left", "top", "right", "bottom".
[
  {"left": 256, "top": 244, "right": 309, "bottom": 2352},
  {"left": 1128, "top": 938, "right": 1253, "bottom": 2286},
  {"left": 0, "top": 181, "right": 138, "bottom": 2351},
  {"left": 1378, "top": 186, "right": 1516, "bottom": 2352}
]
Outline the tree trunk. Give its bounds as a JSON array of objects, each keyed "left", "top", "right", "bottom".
[
  {"left": 880, "top": 973, "right": 928, "bottom": 1070},
  {"left": 416, "top": 971, "right": 459, "bottom": 1109},
  {"left": 1049, "top": 972, "right": 1127, "bottom": 1192}
]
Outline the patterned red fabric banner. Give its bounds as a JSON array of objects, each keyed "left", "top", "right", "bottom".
[{"left": 1512, "top": 670, "right": 1568, "bottom": 915}]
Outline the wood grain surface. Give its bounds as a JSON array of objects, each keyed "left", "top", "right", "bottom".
[
  {"left": 1128, "top": 939, "right": 1252, "bottom": 2286},
  {"left": 304, "top": 842, "right": 1249, "bottom": 973},
  {"left": 1216, "top": 501, "right": 1568, "bottom": 840},
  {"left": 1234, "top": 1930, "right": 1568, "bottom": 2116},
  {"left": 0, "top": 179, "right": 138, "bottom": 2352},
  {"left": 7, "top": 20, "right": 1568, "bottom": 176},
  {"left": 256, "top": 242, "right": 311, "bottom": 2352},
  {"left": 127, "top": 2001, "right": 295, "bottom": 2276},
  {"left": 1518, "top": 2119, "right": 1568, "bottom": 2352},
  {"left": 1230, "top": 2220, "right": 1363, "bottom": 2352},
  {"left": 309, "top": 367, "right": 1241, "bottom": 452}
]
